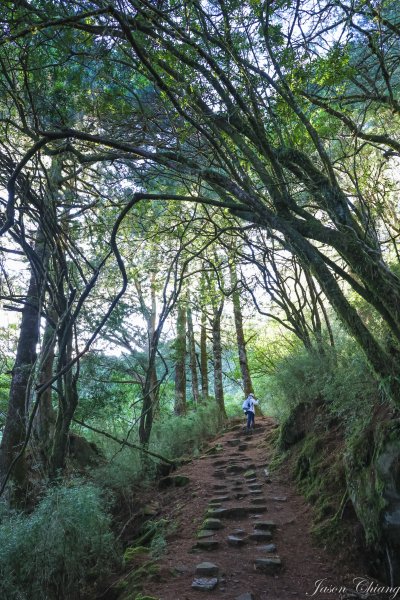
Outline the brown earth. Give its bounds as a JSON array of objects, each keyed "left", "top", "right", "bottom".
[{"left": 130, "top": 417, "right": 373, "bottom": 600}]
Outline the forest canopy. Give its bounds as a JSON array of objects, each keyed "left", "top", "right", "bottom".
[{"left": 0, "top": 0, "right": 399, "bottom": 507}]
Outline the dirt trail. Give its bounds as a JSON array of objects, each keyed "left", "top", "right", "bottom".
[{"left": 141, "top": 417, "right": 359, "bottom": 600}]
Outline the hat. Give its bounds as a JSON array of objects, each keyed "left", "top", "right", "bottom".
[{"left": 249, "top": 393, "right": 254, "bottom": 397}]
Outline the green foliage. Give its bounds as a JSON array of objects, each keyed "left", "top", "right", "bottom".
[
  {"left": 150, "top": 403, "right": 221, "bottom": 459},
  {"left": 0, "top": 481, "right": 120, "bottom": 600},
  {"left": 91, "top": 437, "right": 144, "bottom": 493},
  {"left": 267, "top": 330, "right": 380, "bottom": 432},
  {"left": 76, "top": 352, "right": 138, "bottom": 424}
]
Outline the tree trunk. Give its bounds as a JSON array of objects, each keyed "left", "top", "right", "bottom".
[
  {"left": 284, "top": 225, "right": 400, "bottom": 401},
  {"left": 229, "top": 261, "right": 254, "bottom": 397},
  {"left": 187, "top": 304, "right": 200, "bottom": 406},
  {"left": 212, "top": 300, "right": 227, "bottom": 420},
  {"left": 139, "top": 358, "right": 158, "bottom": 445},
  {"left": 174, "top": 299, "right": 187, "bottom": 415},
  {"left": 200, "top": 307, "right": 209, "bottom": 401},
  {"left": 48, "top": 318, "right": 79, "bottom": 478},
  {"left": 138, "top": 272, "right": 160, "bottom": 445},
  {"left": 0, "top": 268, "right": 41, "bottom": 490},
  {"left": 33, "top": 317, "right": 57, "bottom": 461}
]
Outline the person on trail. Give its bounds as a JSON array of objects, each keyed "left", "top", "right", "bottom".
[{"left": 242, "top": 392, "right": 259, "bottom": 433}]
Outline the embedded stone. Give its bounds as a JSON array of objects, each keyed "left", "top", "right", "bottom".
[
  {"left": 250, "top": 530, "right": 273, "bottom": 541},
  {"left": 196, "top": 562, "right": 219, "bottom": 577},
  {"left": 207, "top": 506, "right": 250, "bottom": 519},
  {"left": 195, "top": 539, "right": 220, "bottom": 550},
  {"left": 214, "top": 459, "right": 228, "bottom": 467},
  {"left": 256, "top": 520, "right": 277, "bottom": 531},
  {"left": 191, "top": 577, "right": 219, "bottom": 590},
  {"left": 254, "top": 556, "right": 282, "bottom": 573},
  {"left": 227, "top": 439, "right": 241, "bottom": 447},
  {"left": 213, "top": 483, "right": 228, "bottom": 490},
  {"left": 249, "top": 489, "right": 262, "bottom": 495},
  {"left": 174, "top": 563, "right": 189, "bottom": 574},
  {"left": 197, "top": 529, "right": 216, "bottom": 538},
  {"left": 210, "top": 495, "right": 230, "bottom": 503},
  {"left": 231, "top": 528, "right": 246, "bottom": 536},
  {"left": 260, "top": 543, "right": 277, "bottom": 553},
  {"left": 207, "top": 508, "right": 229, "bottom": 518},
  {"left": 248, "top": 483, "right": 261, "bottom": 490},
  {"left": 227, "top": 535, "right": 247, "bottom": 546},
  {"left": 249, "top": 505, "right": 267, "bottom": 513},
  {"left": 227, "top": 464, "right": 246, "bottom": 474},
  {"left": 235, "top": 594, "right": 255, "bottom": 600},
  {"left": 208, "top": 502, "right": 222, "bottom": 508},
  {"left": 213, "top": 470, "right": 226, "bottom": 479},
  {"left": 202, "top": 518, "right": 224, "bottom": 530},
  {"left": 271, "top": 495, "right": 287, "bottom": 502},
  {"left": 264, "top": 467, "right": 272, "bottom": 482}
]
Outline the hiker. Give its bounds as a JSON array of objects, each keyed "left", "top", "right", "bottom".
[{"left": 242, "top": 392, "right": 259, "bottom": 433}]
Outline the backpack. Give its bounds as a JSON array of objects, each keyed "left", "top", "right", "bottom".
[{"left": 242, "top": 398, "right": 251, "bottom": 413}]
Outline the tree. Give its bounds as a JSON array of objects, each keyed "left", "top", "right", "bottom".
[
  {"left": 174, "top": 296, "right": 187, "bottom": 415},
  {"left": 229, "top": 257, "right": 255, "bottom": 398}
]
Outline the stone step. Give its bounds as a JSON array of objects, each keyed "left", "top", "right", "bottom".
[
  {"left": 249, "top": 530, "right": 273, "bottom": 541},
  {"left": 227, "top": 535, "right": 247, "bottom": 547},
  {"left": 270, "top": 495, "right": 287, "bottom": 502},
  {"left": 213, "top": 484, "right": 228, "bottom": 491},
  {"left": 196, "top": 562, "right": 219, "bottom": 577},
  {"left": 207, "top": 506, "right": 250, "bottom": 519},
  {"left": 202, "top": 518, "right": 224, "bottom": 530},
  {"left": 251, "top": 498, "right": 267, "bottom": 505},
  {"left": 194, "top": 539, "right": 220, "bottom": 550},
  {"left": 210, "top": 495, "right": 230, "bottom": 503},
  {"left": 208, "top": 501, "right": 222, "bottom": 508},
  {"left": 231, "top": 528, "right": 247, "bottom": 536},
  {"left": 248, "top": 483, "right": 261, "bottom": 490},
  {"left": 197, "top": 529, "right": 216, "bottom": 538},
  {"left": 254, "top": 556, "right": 282, "bottom": 574},
  {"left": 213, "top": 470, "right": 226, "bottom": 479},
  {"left": 260, "top": 543, "right": 277, "bottom": 553},
  {"left": 249, "top": 505, "right": 267, "bottom": 513},
  {"left": 227, "top": 464, "right": 247, "bottom": 474},
  {"left": 227, "top": 439, "right": 241, "bottom": 447},
  {"left": 191, "top": 577, "right": 219, "bottom": 590},
  {"left": 255, "top": 520, "right": 277, "bottom": 531},
  {"left": 235, "top": 594, "right": 255, "bottom": 600},
  {"left": 234, "top": 493, "right": 248, "bottom": 500}
]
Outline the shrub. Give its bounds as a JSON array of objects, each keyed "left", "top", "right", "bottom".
[
  {"left": 150, "top": 402, "right": 221, "bottom": 459},
  {"left": 0, "top": 481, "right": 120, "bottom": 600},
  {"left": 267, "top": 331, "right": 380, "bottom": 432}
]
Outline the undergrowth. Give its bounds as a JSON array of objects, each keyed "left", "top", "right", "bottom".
[
  {"left": 267, "top": 329, "right": 389, "bottom": 552},
  {"left": 0, "top": 480, "right": 120, "bottom": 600}
]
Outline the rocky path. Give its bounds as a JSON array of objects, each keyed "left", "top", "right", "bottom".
[{"left": 141, "top": 417, "right": 358, "bottom": 600}]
